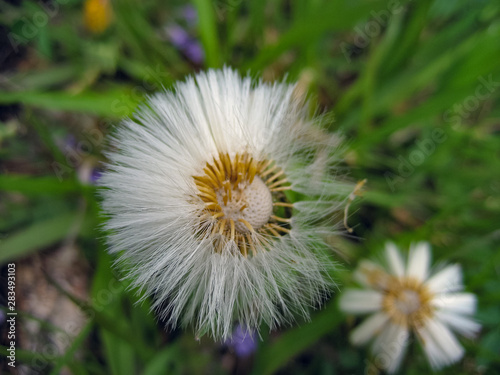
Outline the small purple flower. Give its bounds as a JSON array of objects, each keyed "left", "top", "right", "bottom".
[
  {"left": 182, "top": 5, "right": 198, "bottom": 26},
  {"left": 165, "top": 23, "right": 204, "bottom": 64},
  {"left": 183, "top": 42, "right": 204, "bottom": 64},
  {"left": 166, "top": 24, "right": 190, "bottom": 48},
  {"left": 227, "top": 325, "right": 257, "bottom": 357},
  {"left": 90, "top": 168, "right": 102, "bottom": 184}
]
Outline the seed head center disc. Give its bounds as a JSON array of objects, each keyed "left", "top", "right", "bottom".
[
  {"left": 193, "top": 152, "right": 293, "bottom": 256},
  {"left": 217, "top": 176, "right": 273, "bottom": 233}
]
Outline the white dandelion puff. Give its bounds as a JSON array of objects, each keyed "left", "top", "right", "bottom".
[
  {"left": 99, "top": 68, "right": 351, "bottom": 340},
  {"left": 340, "top": 242, "right": 480, "bottom": 373}
]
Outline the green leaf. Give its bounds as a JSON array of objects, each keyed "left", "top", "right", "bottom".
[
  {"left": 0, "top": 89, "right": 138, "bottom": 118},
  {"left": 49, "top": 321, "right": 94, "bottom": 375},
  {"left": 90, "top": 251, "right": 153, "bottom": 369},
  {"left": 0, "top": 175, "right": 82, "bottom": 195},
  {"left": 193, "top": 0, "right": 222, "bottom": 68},
  {"left": 5, "top": 65, "right": 79, "bottom": 90},
  {"left": 143, "top": 346, "right": 182, "bottom": 375},
  {"left": 252, "top": 300, "right": 344, "bottom": 375},
  {"left": 0, "top": 209, "right": 93, "bottom": 264},
  {"left": 244, "top": 0, "right": 399, "bottom": 71},
  {"left": 101, "top": 330, "right": 137, "bottom": 375}
]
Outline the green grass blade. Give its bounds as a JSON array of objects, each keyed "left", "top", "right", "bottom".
[
  {"left": 252, "top": 300, "right": 344, "bottom": 375},
  {"left": 244, "top": 0, "right": 397, "bottom": 71},
  {"left": 48, "top": 321, "right": 94, "bottom": 375},
  {"left": 143, "top": 346, "right": 182, "bottom": 375},
  {"left": 0, "top": 209, "right": 92, "bottom": 264},
  {"left": 0, "top": 89, "right": 138, "bottom": 117},
  {"left": 0, "top": 175, "right": 81, "bottom": 194},
  {"left": 193, "top": 0, "right": 222, "bottom": 68}
]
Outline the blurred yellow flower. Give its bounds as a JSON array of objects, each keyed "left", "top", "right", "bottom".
[{"left": 84, "top": 0, "right": 112, "bottom": 34}]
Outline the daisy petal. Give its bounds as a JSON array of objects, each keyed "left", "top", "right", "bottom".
[
  {"left": 353, "top": 260, "right": 381, "bottom": 287},
  {"left": 426, "top": 264, "right": 462, "bottom": 294},
  {"left": 435, "top": 310, "right": 481, "bottom": 338},
  {"left": 350, "top": 312, "right": 389, "bottom": 346},
  {"left": 431, "top": 292, "right": 477, "bottom": 315},
  {"left": 371, "top": 321, "right": 409, "bottom": 374},
  {"left": 353, "top": 260, "right": 391, "bottom": 289},
  {"left": 385, "top": 242, "right": 405, "bottom": 277},
  {"left": 406, "top": 242, "right": 430, "bottom": 281},
  {"left": 416, "top": 319, "right": 464, "bottom": 370},
  {"left": 339, "top": 289, "right": 383, "bottom": 314}
]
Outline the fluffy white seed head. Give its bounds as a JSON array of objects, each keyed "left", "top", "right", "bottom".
[{"left": 100, "top": 68, "right": 351, "bottom": 340}]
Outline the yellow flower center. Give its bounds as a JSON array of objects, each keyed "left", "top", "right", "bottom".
[
  {"left": 193, "top": 152, "right": 293, "bottom": 256},
  {"left": 382, "top": 277, "right": 433, "bottom": 327}
]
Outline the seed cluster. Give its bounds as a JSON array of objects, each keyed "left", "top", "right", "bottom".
[{"left": 193, "top": 152, "right": 293, "bottom": 256}]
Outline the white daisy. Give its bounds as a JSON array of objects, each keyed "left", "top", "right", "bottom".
[
  {"left": 339, "top": 242, "right": 480, "bottom": 373},
  {"left": 100, "top": 68, "right": 350, "bottom": 340}
]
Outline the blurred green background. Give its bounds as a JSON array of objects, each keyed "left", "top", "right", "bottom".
[{"left": 1, "top": 0, "right": 499, "bottom": 374}]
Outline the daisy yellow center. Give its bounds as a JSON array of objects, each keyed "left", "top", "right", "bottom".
[
  {"left": 193, "top": 152, "right": 293, "bottom": 256},
  {"left": 382, "top": 278, "right": 433, "bottom": 328}
]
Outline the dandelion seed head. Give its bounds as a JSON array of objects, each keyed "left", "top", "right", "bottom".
[{"left": 100, "top": 68, "right": 350, "bottom": 340}]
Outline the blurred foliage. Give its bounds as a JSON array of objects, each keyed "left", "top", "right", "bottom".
[{"left": 0, "top": 0, "right": 499, "bottom": 374}]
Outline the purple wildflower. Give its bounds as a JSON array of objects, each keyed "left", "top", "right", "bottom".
[
  {"left": 182, "top": 5, "right": 198, "bottom": 26},
  {"left": 165, "top": 24, "right": 204, "bottom": 64},
  {"left": 183, "top": 42, "right": 204, "bottom": 64},
  {"left": 90, "top": 168, "right": 102, "bottom": 184},
  {"left": 227, "top": 325, "right": 257, "bottom": 357},
  {"left": 166, "top": 24, "right": 190, "bottom": 48}
]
